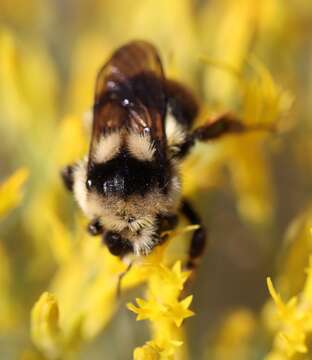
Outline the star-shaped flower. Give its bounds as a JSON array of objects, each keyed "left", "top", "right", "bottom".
[
  {"left": 165, "top": 295, "right": 195, "bottom": 327},
  {"left": 127, "top": 297, "right": 166, "bottom": 322}
]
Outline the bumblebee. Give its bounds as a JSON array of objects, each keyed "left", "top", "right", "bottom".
[{"left": 62, "top": 41, "right": 256, "bottom": 269}]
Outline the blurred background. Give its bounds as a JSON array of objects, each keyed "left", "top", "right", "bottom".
[{"left": 1, "top": 0, "right": 312, "bottom": 359}]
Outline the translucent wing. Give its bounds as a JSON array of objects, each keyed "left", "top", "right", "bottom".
[{"left": 92, "top": 41, "right": 166, "bottom": 146}]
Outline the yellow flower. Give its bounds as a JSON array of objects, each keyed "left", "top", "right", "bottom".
[
  {"left": 165, "top": 296, "right": 194, "bottom": 327},
  {"left": 265, "top": 278, "right": 312, "bottom": 358},
  {"left": 267, "top": 278, "right": 299, "bottom": 322},
  {"left": 134, "top": 342, "right": 160, "bottom": 360},
  {"left": 134, "top": 339, "right": 183, "bottom": 360},
  {"left": 31, "top": 292, "right": 62, "bottom": 359},
  {"left": 128, "top": 294, "right": 194, "bottom": 327},
  {"left": 128, "top": 297, "right": 167, "bottom": 322},
  {"left": 0, "top": 167, "right": 28, "bottom": 218},
  {"left": 205, "top": 310, "right": 257, "bottom": 360},
  {"left": 147, "top": 261, "right": 191, "bottom": 301}
]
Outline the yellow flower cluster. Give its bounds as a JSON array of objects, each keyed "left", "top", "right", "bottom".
[
  {"left": 29, "top": 235, "right": 133, "bottom": 358},
  {"left": 29, "top": 225, "right": 197, "bottom": 359},
  {"left": 265, "top": 241, "right": 312, "bottom": 360},
  {"left": 128, "top": 261, "right": 194, "bottom": 359},
  {"left": 266, "top": 277, "right": 310, "bottom": 358},
  {"left": 258, "top": 207, "right": 312, "bottom": 359}
]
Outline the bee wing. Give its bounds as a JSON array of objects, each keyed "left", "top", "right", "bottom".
[{"left": 92, "top": 41, "right": 167, "bottom": 148}]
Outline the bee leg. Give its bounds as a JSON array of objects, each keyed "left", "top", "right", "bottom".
[
  {"left": 157, "top": 213, "right": 179, "bottom": 233},
  {"left": 180, "top": 199, "right": 207, "bottom": 270},
  {"left": 87, "top": 218, "right": 104, "bottom": 236},
  {"left": 156, "top": 213, "right": 179, "bottom": 247},
  {"left": 61, "top": 164, "right": 76, "bottom": 192},
  {"left": 176, "top": 113, "right": 274, "bottom": 158},
  {"left": 192, "top": 113, "right": 249, "bottom": 141},
  {"left": 116, "top": 261, "right": 134, "bottom": 298}
]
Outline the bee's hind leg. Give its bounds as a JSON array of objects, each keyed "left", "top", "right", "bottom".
[
  {"left": 180, "top": 199, "right": 207, "bottom": 270},
  {"left": 176, "top": 113, "right": 275, "bottom": 159}
]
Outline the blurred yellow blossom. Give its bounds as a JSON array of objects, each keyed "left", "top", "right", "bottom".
[
  {"left": 31, "top": 292, "right": 62, "bottom": 359},
  {"left": 0, "top": 243, "right": 19, "bottom": 331},
  {"left": 0, "top": 168, "right": 28, "bottom": 334},
  {"left": 0, "top": 167, "right": 28, "bottom": 218},
  {"left": 183, "top": 54, "right": 290, "bottom": 224},
  {"left": 205, "top": 309, "right": 257, "bottom": 360},
  {"left": 134, "top": 339, "right": 183, "bottom": 360},
  {"left": 0, "top": 27, "right": 58, "bottom": 139},
  {"left": 30, "top": 240, "right": 194, "bottom": 359}
]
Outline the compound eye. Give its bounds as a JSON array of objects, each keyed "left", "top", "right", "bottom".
[
  {"left": 106, "top": 232, "right": 121, "bottom": 243},
  {"left": 104, "top": 231, "right": 133, "bottom": 256},
  {"left": 86, "top": 178, "right": 93, "bottom": 190}
]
